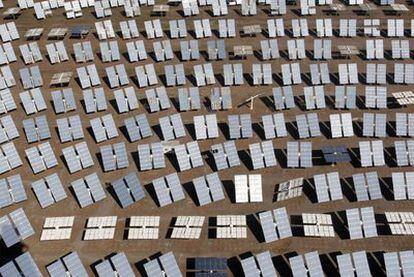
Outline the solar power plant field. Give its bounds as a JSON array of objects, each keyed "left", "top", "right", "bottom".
[{"left": 1, "top": 0, "right": 414, "bottom": 276}]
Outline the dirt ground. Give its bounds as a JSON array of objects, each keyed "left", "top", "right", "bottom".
[{"left": 1, "top": 0, "right": 414, "bottom": 276}]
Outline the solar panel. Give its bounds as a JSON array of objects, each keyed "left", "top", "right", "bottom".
[
  {"left": 330, "top": 113, "right": 354, "bottom": 138},
  {"left": 0, "top": 114, "right": 18, "bottom": 144},
  {"left": 211, "top": 141, "right": 240, "bottom": 171},
  {"left": 84, "top": 216, "right": 117, "bottom": 240},
  {"left": 0, "top": 88, "right": 16, "bottom": 113},
  {"left": 302, "top": 213, "right": 334, "bottom": 237},
  {"left": 128, "top": 216, "right": 160, "bottom": 240},
  {"left": 337, "top": 251, "right": 372, "bottom": 276},
  {"left": 20, "top": 88, "right": 47, "bottom": 115},
  {"left": 90, "top": 114, "right": 118, "bottom": 143},
  {"left": 194, "top": 114, "right": 219, "bottom": 140},
  {"left": 0, "top": 208, "right": 34, "bottom": 247},
  {"left": 25, "top": 142, "right": 58, "bottom": 174},
  {"left": 0, "top": 142, "right": 22, "bottom": 174},
  {"left": 0, "top": 174, "right": 26, "bottom": 208},
  {"left": 152, "top": 173, "right": 185, "bottom": 207},
  {"left": 71, "top": 173, "right": 106, "bottom": 208},
  {"left": 124, "top": 114, "right": 152, "bottom": 142},
  {"left": 287, "top": 141, "right": 313, "bottom": 168},
  {"left": 62, "top": 141, "right": 94, "bottom": 173},
  {"left": 241, "top": 251, "right": 276, "bottom": 277},
  {"left": 392, "top": 171, "right": 414, "bottom": 200},
  {"left": 276, "top": 177, "right": 304, "bottom": 201},
  {"left": 395, "top": 140, "right": 414, "bottom": 167},
  {"left": 171, "top": 216, "right": 205, "bottom": 239},
  {"left": 313, "top": 172, "right": 343, "bottom": 203},
  {"left": 137, "top": 142, "right": 165, "bottom": 171},
  {"left": 40, "top": 216, "right": 74, "bottom": 241},
  {"left": 194, "top": 257, "right": 227, "bottom": 275},
  {"left": 180, "top": 40, "right": 199, "bottom": 60},
  {"left": 259, "top": 207, "right": 292, "bottom": 243},
  {"left": 145, "top": 86, "right": 170, "bottom": 112},
  {"left": 228, "top": 114, "right": 252, "bottom": 139},
  {"left": 352, "top": 171, "right": 382, "bottom": 202},
  {"left": 178, "top": 87, "right": 200, "bottom": 111},
  {"left": 290, "top": 252, "right": 323, "bottom": 277},
  {"left": 273, "top": 86, "right": 295, "bottom": 110},
  {"left": 47, "top": 252, "right": 88, "bottom": 277},
  {"left": 56, "top": 115, "right": 84, "bottom": 143},
  {"left": 210, "top": 87, "right": 232, "bottom": 110},
  {"left": 0, "top": 42, "right": 17, "bottom": 65},
  {"left": 83, "top": 87, "right": 107, "bottom": 113},
  {"left": 100, "top": 142, "right": 129, "bottom": 172},
  {"left": 346, "top": 207, "right": 378, "bottom": 239},
  {"left": 215, "top": 214, "right": 247, "bottom": 239},
  {"left": 193, "top": 172, "right": 225, "bottom": 206},
  {"left": 159, "top": 114, "right": 186, "bottom": 141},
  {"left": 95, "top": 252, "right": 134, "bottom": 277},
  {"left": 120, "top": 20, "right": 139, "bottom": 39},
  {"left": 249, "top": 141, "right": 277, "bottom": 170},
  {"left": 359, "top": 140, "right": 385, "bottom": 167},
  {"left": 112, "top": 172, "right": 145, "bottom": 208},
  {"left": 144, "top": 252, "right": 182, "bottom": 277},
  {"left": 73, "top": 41, "right": 94, "bottom": 63},
  {"left": 169, "top": 19, "right": 187, "bottom": 38},
  {"left": 51, "top": 88, "right": 76, "bottom": 114},
  {"left": 31, "top": 173, "right": 67, "bottom": 209},
  {"left": 0, "top": 252, "right": 41, "bottom": 277}
]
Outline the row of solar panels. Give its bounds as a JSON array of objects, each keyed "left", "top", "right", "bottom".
[
  {"left": 0, "top": 85, "right": 410, "bottom": 129},
  {"left": 2, "top": 248, "right": 414, "bottom": 277},
  {"left": 1, "top": 205, "right": 413, "bottom": 249},
  {"left": 0, "top": 110, "right": 413, "bottom": 172},
  {"left": 1, "top": 162, "right": 414, "bottom": 208},
  {"left": 4, "top": 16, "right": 414, "bottom": 44},
  {"left": 4, "top": 211, "right": 413, "bottom": 241},
  {"left": 2, "top": 64, "right": 413, "bottom": 97},
  {"left": 15, "top": 0, "right": 407, "bottom": 21},
  {"left": 0, "top": 28, "right": 409, "bottom": 62}
]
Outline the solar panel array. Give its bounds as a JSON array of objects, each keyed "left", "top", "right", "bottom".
[{"left": 2, "top": 0, "right": 414, "bottom": 274}]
